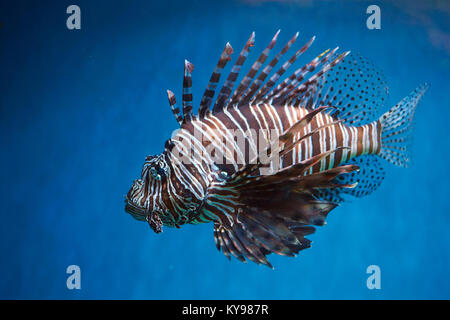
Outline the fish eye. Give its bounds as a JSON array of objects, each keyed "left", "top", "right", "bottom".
[
  {"left": 156, "top": 167, "right": 166, "bottom": 176},
  {"left": 141, "top": 154, "right": 168, "bottom": 181},
  {"left": 147, "top": 165, "right": 166, "bottom": 181}
]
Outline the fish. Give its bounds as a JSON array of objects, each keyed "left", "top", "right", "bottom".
[{"left": 125, "top": 31, "right": 428, "bottom": 268}]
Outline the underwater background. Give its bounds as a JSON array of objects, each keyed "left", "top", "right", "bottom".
[{"left": 1, "top": 0, "right": 449, "bottom": 299}]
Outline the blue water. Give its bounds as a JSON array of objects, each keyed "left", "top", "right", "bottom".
[{"left": 1, "top": 0, "right": 449, "bottom": 299}]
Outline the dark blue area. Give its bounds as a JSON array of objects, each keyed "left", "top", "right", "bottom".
[{"left": 0, "top": 0, "right": 449, "bottom": 299}]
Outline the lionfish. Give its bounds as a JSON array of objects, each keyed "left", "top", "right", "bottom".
[{"left": 125, "top": 31, "right": 428, "bottom": 268}]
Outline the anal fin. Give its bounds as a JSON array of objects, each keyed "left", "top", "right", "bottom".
[{"left": 314, "top": 154, "right": 386, "bottom": 202}]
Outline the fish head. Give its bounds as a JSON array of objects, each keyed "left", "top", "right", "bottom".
[{"left": 124, "top": 153, "right": 169, "bottom": 233}]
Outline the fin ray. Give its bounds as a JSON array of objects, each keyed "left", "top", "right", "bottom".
[
  {"left": 212, "top": 33, "right": 255, "bottom": 112},
  {"left": 198, "top": 43, "right": 234, "bottom": 118}
]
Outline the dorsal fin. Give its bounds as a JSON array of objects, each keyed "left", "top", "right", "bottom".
[
  {"left": 182, "top": 60, "right": 194, "bottom": 122},
  {"left": 253, "top": 35, "right": 315, "bottom": 103},
  {"left": 286, "top": 51, "right": 350, "bottom": 106},
  {"left": 240, "top": 32, "right": 299, "bottom": 105},
  {"left": 198, "top": 43, "right": 233, "bottom": 118},
  {"left": 212, "top": 32, "right": 255, "bottom": 113},
  {"left": 300, "top": 53, "right": 389, "bottom": 126},
  {"left": 268, "top": 47, "right": 337, "bottom": 102},
  {"left": 166, "top": 89, "right": 183, "bottom": 125},
  {"left": 167, "top": 32, "right": 356, "bottom": 123},
  {"left": 291, "top": 54, "right": 338, "bottom": 112},
  {"left": 229, "top": 30, "right": 280, "bottom": 106}
]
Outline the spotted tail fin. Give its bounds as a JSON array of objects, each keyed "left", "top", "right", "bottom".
[{"left": 379, "top": 83, "right": 429, "bottom": 167}]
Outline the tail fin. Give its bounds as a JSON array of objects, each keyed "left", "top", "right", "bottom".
[{"left": 379, "top": 83, "right": 429, "bottom": 167}]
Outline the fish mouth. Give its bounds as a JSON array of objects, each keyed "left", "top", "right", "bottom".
[
  {"left": 124, "top": 179, "right": 147, "bottom": 221},
  {"left": 124, "top": 188, "right": 164, "bottom": 233},
  {"left": 124, "top": 199, "right": 147, "bottom": 221}
]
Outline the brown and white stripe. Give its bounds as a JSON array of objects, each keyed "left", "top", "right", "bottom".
[{"left": 176, "top": 104, "right": 382, "bottom": 178}]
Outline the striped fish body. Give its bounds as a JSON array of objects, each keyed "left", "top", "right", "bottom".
[
  {"left": 125, "top": 31, "right": 428, "bottom": 268},
  {"left": 178, "top": 103, "right": 381, "bottom": 177}
]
